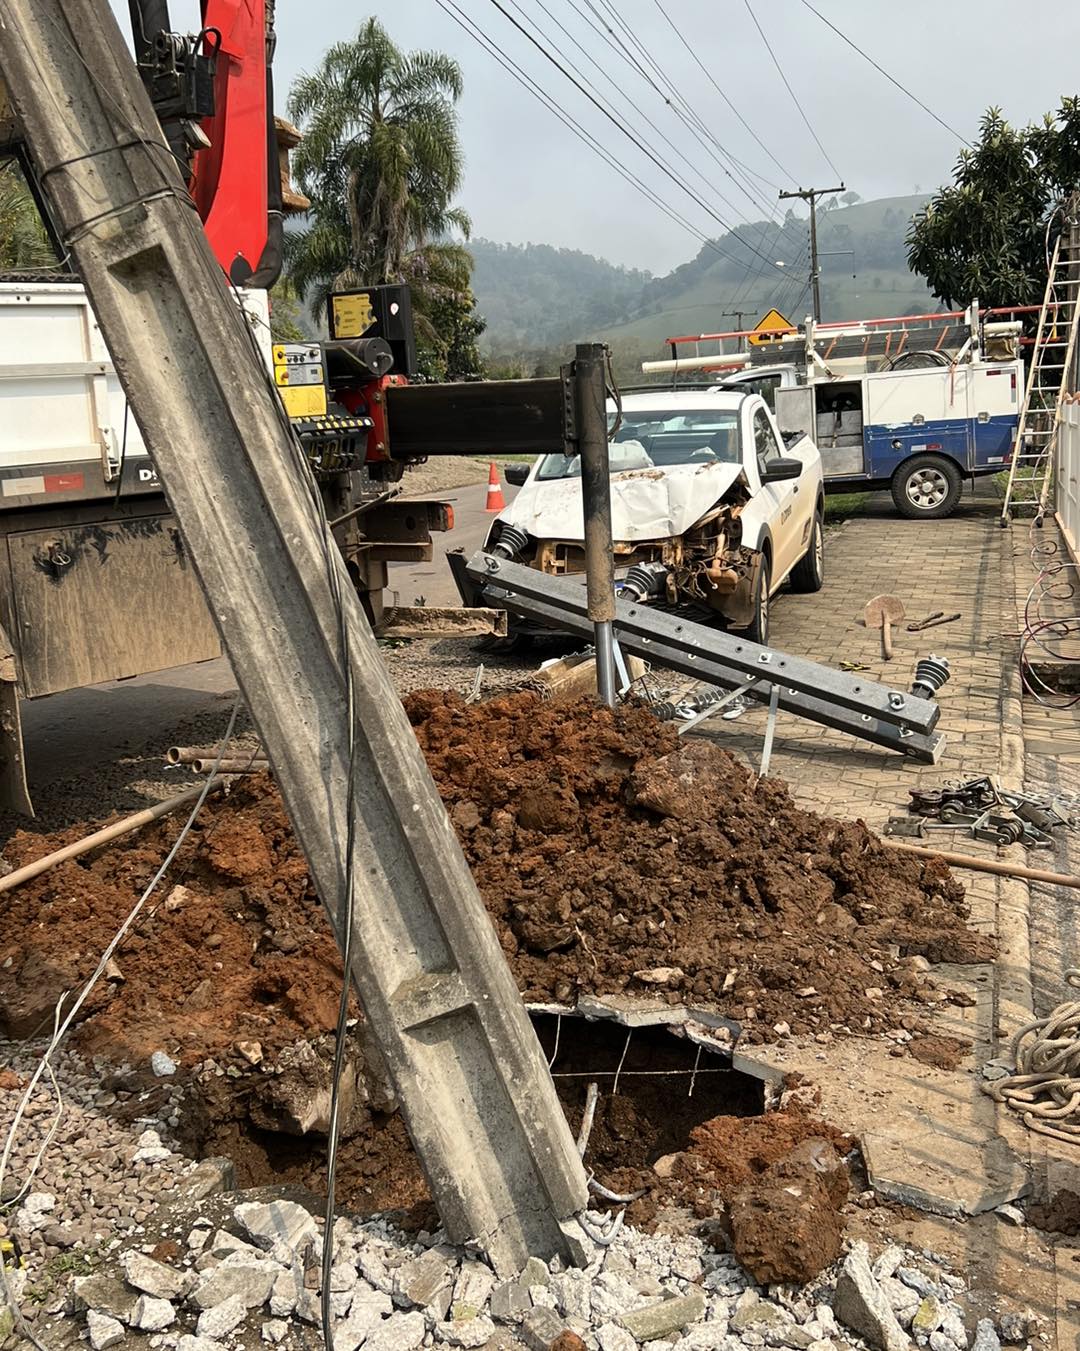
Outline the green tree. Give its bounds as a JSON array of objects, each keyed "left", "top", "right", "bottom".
[
  {"left": 907, "top": 101, "right": 1080, "bottom": 309},
  {"left": 269, "top": 277, "right": 312, "bottom": 343},
  {"left": 285, "top": 17, "right": 475, "bottom": 364},
  {"left": 0, "top": 162, "right": 54, "bottom": 270},
  {"left": 416, "top": 287, "right": 486, "bottom": 382}
]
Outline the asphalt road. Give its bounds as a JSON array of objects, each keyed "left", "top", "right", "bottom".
[{"left": 389, "top": 479, "right": 518, "bottom": 607}]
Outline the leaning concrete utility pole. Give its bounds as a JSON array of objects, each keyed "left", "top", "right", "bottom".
[
  {"left": 779, "top": 184, "right": 845, "bottom": 321},
  {"left": 0, "top": 0, "right": 587, "bottom": 1272}
]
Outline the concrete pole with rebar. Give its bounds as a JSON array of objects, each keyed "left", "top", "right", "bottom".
[{"left": 0, "top": 0, "right": 589, "bottom": 1275}]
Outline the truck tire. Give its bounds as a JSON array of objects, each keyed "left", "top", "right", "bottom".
[
  {"left": 744, "top": 554, "right": 771, "bottom": 645},
  {"left": 788, "top": 508, "right": 824, "bottom": 593},
  {"left": 891, "top": 455, "right": 962, "bottom": 519}
]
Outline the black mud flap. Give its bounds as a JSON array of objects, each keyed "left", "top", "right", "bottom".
[{"left": 0, "top": 623, "right": 31, "bottom": 817}]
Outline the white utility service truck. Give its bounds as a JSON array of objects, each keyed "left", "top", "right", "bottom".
[{"left": 647, "top": 302, "right": 1027, "bottom": 519}]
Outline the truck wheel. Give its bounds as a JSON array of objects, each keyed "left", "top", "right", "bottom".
[
  {"left": 788, "top": 508, "right": 824, "bottom": 593},
  {"left": 744, "top": 555, "right": 771, "bottom": 645},
  {"left": 891, "top": 455, "right": 962, "bottom": 519}
]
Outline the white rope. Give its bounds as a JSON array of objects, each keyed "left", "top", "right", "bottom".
[{"left": 984, "top": 968, "right": 1080, "bottom": 1142}]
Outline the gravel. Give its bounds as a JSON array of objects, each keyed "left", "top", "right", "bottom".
[
  {"left": 0, "top": 1079, "right": 1035, "bottom": 1351},
  {"left": 0, "top": 1037, "right": 196, "bottom": 1334}
]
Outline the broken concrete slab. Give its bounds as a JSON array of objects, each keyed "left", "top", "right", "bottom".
[
  {"left": 452, "top": 1257, "right": 496, "bottom": 1316},
  {"left": 834, "top": 1243, "right": 911, "bottom": 1351},
  {"left": 120, "top": 1250, "right": 190, "bottom": 1301},
  {"left": 71, "top": 1275, "right": 140, "bottom": 1324},
  {"left": 436, "top": 1314, "right": 497, "bottom": 1346},
  {"left": 596, "top": 1325, "right": 637, "bottom": 1351},
  {"left": 619, "top": 1289, "right": 706, "bottom": 1341},
  {"left": 195, "top": 1292, "right": 248, "bottom": 1340},
  {"left": 522, "top": 1305, "right": 573, "bottom": 1350},
  {"left": 86, "top": 1311, "right": 125, "bottom": 1351},
  {"left": 393, "top": 1247, "right": 456, "bottom": 1313},
  {"left": 172, "top": 1157, "right": 236, "bottom": 1204},
  {"left": 490, "top": 1277, "right": 531, "bottom": 1322},
  {"left": 862, "top": 1129, "right": 1029, "bottom": 1218},
  {"left": 973, "top": 1319, "right": 1001, "bottom": 1351},
  {"left": 129, "top": 1295, "right": 176, "bottom": 1331},
  {"left": 730, "top": 1299, "right": 792, "bottom": 1333},
  {"left": 234, "top": 1199, "right": 318, "bottom": 1256},
  {"left": 190, "top": 1255, "right": 279, "bottom": 1310},
  {"left": 363, "top": 1310, "right": 426, "bottom": 1351}
]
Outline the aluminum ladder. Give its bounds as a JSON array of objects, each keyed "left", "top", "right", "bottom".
[{"left": 1001, "top": 225, "right": 1080, "bottom": 525}]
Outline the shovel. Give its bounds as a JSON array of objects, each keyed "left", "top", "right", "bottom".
[{"left": 864, "top": 594, "right": 905, "bottom": 660}]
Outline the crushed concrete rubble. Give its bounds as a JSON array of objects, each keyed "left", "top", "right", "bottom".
[{"left": 29, "top": 1191, "right": 1034, "bottom": 1351}]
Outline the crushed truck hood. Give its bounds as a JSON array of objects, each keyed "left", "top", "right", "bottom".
[{"left": 501, "top": 460, "right": 744, "bottom": 543}]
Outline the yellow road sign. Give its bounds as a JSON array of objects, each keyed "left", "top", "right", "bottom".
[{"left": 748, "top": 308, "right": 794, "bottom": 346}]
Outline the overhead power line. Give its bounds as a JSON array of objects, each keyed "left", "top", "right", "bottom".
[
  {"left": 799, "top": 0, "right": 968, "bottom": 143},
  {"left": 742, "top": 0, "right": 843, "bottom": 182},
  {"left": 647, "top": 0, "right": 793, "bottom": 187},
  {"left": 574, "top": 0, "right": 780, "bottom": 219},
  {"left": 434, "top": 0, "right": 769, "bottom": 279},
  {"left": 506, "top": 0, "right": 768, "bottom": 232},
  {"left": 483, "top": 0, "right": 787, "bottom": 273}
]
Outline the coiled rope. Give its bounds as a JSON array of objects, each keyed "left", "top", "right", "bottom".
[{"left": 984, "top": 969, "right": 1080, "bottom": 1142}]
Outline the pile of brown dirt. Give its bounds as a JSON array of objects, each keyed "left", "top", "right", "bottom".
[
  {"left": 0, "top": 692, "right": 993, "bottom": 1065},
  {"left": 408, "top": 691, "right": 994, "bottom": 1041},
  {"left": 0, "top": 782, "right": 347, "bottom": 1063},
  {"left": 625, "top": 1107, "right": 856, "bottom": 1282}
]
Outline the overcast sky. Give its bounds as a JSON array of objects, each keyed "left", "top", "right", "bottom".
[{"left": 111, "top": 1, "right": 1080, "bottom": 276}]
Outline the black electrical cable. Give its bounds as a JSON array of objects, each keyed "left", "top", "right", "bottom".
[
  {"left": 483, "top": 0, "right": 787, "bottom": 275},
  {"left": 647, "top": 0, "right": 794, "bottom": 185},
  {"left": 505, "top": 0, "right": 762, "bottom": 231},
  {"left": 799, "top": 0, "right": 967, "bottom": 143},
  {"left": 742, "top": 0, "right": 843, "bottom": 181},
  {"left": 435, "top": 0, "right": 767, "bottom": 278},
  {"left": 570, "top": 0, "right": 781, "bottom": 220}
]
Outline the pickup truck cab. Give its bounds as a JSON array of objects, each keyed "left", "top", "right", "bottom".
[{"left": 482, "top": 390, "right": 825, "bottom": 645}]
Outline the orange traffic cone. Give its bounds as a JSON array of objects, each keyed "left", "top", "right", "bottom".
[{"left": 485, "top": 462, "right": 506, "bottom": 513}]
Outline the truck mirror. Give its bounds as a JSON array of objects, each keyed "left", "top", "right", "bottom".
[{"left": 761, "top": 456, "right": 803, "bottom": 482}]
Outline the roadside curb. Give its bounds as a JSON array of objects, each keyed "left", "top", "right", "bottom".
[{"left": 996, "top": 524, "right": 1034, "bottom": 1031}]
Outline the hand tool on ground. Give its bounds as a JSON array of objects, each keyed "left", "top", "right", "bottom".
[
  {"left": 864, "top": 594, "right": 905, "bottom": 660},
  {"left": 839, "top": 660, "right": 871, "bottom": 672},
  {"left": 886, "top": 840, "right": 1080, "bottom": 890},
  {"left": 907, "top": 611, "right": 962, "bottom": 632}
]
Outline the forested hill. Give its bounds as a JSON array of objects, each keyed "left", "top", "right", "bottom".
[
  {"left": 467, "top": 239, "right": 650, "bottom": 349},
  {"left": 472, "top": 195, "right": 937, "bottom": 372}
]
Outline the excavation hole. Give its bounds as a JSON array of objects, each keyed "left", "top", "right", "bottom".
[
  {"left": 176, "top": 1012, "right": 762, "bottom": 1227},
  {"left": 533, "top": 1013, "right": 765, "bottom": 1175}
]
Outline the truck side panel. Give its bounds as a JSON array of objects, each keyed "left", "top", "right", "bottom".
[
  {"left": 863, "top": 366, "right": 973, "bottom": 475},
  {"left": 2, "top": 504, "right": 221, "bottom": 698}
]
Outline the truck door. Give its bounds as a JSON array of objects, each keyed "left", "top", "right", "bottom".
[
  {"left": 752, "top": 404, "right": 798, "bottom": 582},
  {"left": 968, "top": 362, "right": 1021, "bottom": 470}
]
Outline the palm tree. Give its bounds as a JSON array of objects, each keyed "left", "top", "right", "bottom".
[
  {"left": 0, "top": 162, "right": 54, "bottom": 270},
  {"left": 286, "top": 20, "right": 473, "bottom": 325}
]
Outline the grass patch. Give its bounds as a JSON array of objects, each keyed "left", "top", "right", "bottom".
[{"left": 824, "top": 492, "right": 871, "bottom": 524}]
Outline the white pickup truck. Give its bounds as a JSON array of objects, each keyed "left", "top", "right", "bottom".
[{"left": 484, "top": 389, "right": 825, "bottom": 645}]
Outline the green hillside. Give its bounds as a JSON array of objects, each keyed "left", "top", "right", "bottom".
[
  {"left": 473, "top": 195, "right": 937, "bottom": 376},
  {"left": 468, "top": 239, "right": 650, "bottom": 350}
]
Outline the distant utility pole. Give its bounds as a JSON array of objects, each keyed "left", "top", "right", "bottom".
[
  {"left": 716, "top": 309, "right": 752, "bottom": 352},
  {"left": 778, "top": 184, "right": 846, "bottom": 321}
]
